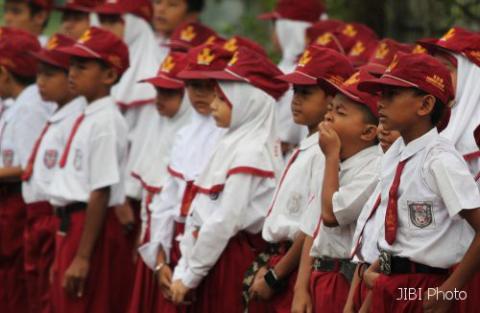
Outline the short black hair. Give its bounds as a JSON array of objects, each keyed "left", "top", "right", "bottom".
[
  {"left": 10, "top": 71, "right": 36, "bottom": 86},
  {"left": 5, "top": 0, "right": 50, "bottom": 30},
  {"left": 411, "top": 88, "right": 445, "bottom": 126},
  {"left": 186, "top": 0, "right": 204, "bottom": 12},
  {"left": 355, "top": 101, "right": 379, "bottom": 126}
]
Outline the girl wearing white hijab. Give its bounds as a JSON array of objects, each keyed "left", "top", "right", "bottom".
[{"left": 169, "top": 48, "right": 288, "bottom": 313}]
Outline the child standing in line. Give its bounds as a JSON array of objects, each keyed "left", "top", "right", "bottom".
[{"left": 56, "top": 0, "right": 100, "bottom": 40}]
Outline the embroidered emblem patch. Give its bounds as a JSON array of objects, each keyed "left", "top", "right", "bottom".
[
  {"left": 2, "top": 149, "right": 14, "bottom": 167},
  {"left": 43, "top": 149, "right": 58, "bottom": 169},
  {"left": 209, "top": 192, "right": 220, "bottom": 201},
  {"left": 287, "top": 193, "right": 303, "bottom": 215},
  {"left": 73, "top": 149, "right": 83, "bottom": 171},
  {"left": 408, "top": 201, "right": 433, "bottom": 228}
]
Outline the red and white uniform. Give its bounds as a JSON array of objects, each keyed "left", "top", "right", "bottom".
[{"left": 173, "top": 82, "right": 283, "bottom": 313}]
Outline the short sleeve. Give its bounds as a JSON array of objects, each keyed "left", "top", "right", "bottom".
[{"left": 89, "top": 133, "right": 120, "bottom": 190}]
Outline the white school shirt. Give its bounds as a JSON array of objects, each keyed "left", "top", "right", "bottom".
[
  {"left": 22, "top": 97, "right": 86, "bottom": 204},
  {"left": 376, "top": 128, "right": 480, "bottom": 268},
  {"left": 262, "top": 132, "right": 325, "bottom": 243},
  {"left": 48, "top": 96, "right": 128, "bottom": 207},
  {"left": 172, "top": 174, "right": 277, "bottom": 289},
  {"left": 0, "top": 85, "right": 57, "bottom": 169},
  {"left": 304, "top": 145, "right": 381, "bottom": 259}
]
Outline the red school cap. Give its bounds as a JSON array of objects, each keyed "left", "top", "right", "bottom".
[
  {"left": 277, "top": 45, "right": 354, "bottom": 90},
  {"left": 347, "top": 39, "right": 379, "bottom": 68},
  {"left": 328, "top": 69, "right": 379, "bottom": 117},
  {"left": 23, "top": 0, "right": 53, "bottom": 10},
  {"left": 140, "top": 52, "right": 187, "bottom": 89},
  {"left": 0, "top": 27, "right": 41, "bottom": 78},
  {"left": 169, "top": 21, "right": 220, "bottom": 52},
  {"left": 30, "top": 33, "right": 76, "bottom": 70},
  {"left": 177, "top": 44, "right": 234, "bottom": 80},
  {"left": 258, "top": 0, "right": 326, "bottom": 23},
  {"left": 305, "top": 19, "right": 345, "bottom": 44},
  {"left": 417, "top": 27, "right": 480, "bottom": 67},
  {"left": 57, "top": 26, "right": 130, "bottom": 76},
  {"left": 334, "top": 23, "right": 378, "bottom": 55},
  {"left": 56, "top": 0, "right": 103, "bottom": 13},
  {"left": 358, "top": 52, "right": 454, "bottom": 106},
  {"left": 362, "top": 39, "right": 413, "bottom": 75},
  {"left": 94, "top": 0, "right": 153, "bottom": 22},
  {"left": 222, "top": 36, "right": 267, "bottom": 57},
  {"left": 205, "top": 47, "right": 289, "bottom": 100}
]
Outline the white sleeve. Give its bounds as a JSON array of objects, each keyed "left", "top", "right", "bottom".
[
  {"left": 427, "top": 151, "right": 480, "bottom": 217},
  {"left": 300, "top": 194, "right": 321, "bottom": 237},
  {"left": 89, "top": 132, "right": 121, "bottom": 190},
  {"left": 181, "top": 174, "right": 267, "bottom": 289},
  {"left": 332, "top": 169, "right": 379, "bottom": 226}
]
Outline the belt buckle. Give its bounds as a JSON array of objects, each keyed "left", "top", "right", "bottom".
[{"left": 379, "top": 250, "right": 392, "bottom": 275}]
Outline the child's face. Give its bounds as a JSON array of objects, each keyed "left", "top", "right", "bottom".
[
  {"left": 99, "top": 14, "right": 125, "bottom": 39},
  {"left": 434, "top": 52, "right": 457, "bottom": 94},
  {"left": 153, "top": 0, "right": 193, "bottom": 36},
  {"left": 0, "top": 66, "right": 13, "bottom": 99},
  {"left": 185, "top": 79, "right": 215, "bottom": 116},
  {"left": 210, "top": 91, "right": 232, "bottom": 128},
  {"left": 61, "top": 10, "right": 90, "bottom": 40},
  {"left": 324, "top": 94, "right": 375, "bottom": 145},
  {"left": 4, "top": 1, "right": 46, "bottom": 35},
  {"left": 155, "top": 87, "right": 184, "bottom": 118},
  {"left": 377, "top": 122, "right": 401, "bottom": 152},
  {"left": 68, "top": 57, "right": 116, "bottom": 102},
  {"left": 37, "top": 62, "right": 74, "bottom": 105},
  {"left": 292, "top": 84, "right": 330, "bottom": 128}
]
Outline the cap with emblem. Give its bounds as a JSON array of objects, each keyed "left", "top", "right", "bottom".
[
  {"left": 57, "top": 26, "right": 130, "bottom": 76},
  {"left": 177, "top": 44, "right": 233, "bottom": 80},
  {"left": 30, "top": 33, "right": 76, "bottom": 70},
  {"left": 27, "top": 0, "right": 53, "bottom": 10},
  {"left": 276, "top": 45, "right": 355, "bottom": 93},
  {"left": 56, "top": 0, "right": 103, "bottom": 12},
  {"left": 94, "top": 0, "right": 152, "bottom": 22},
  {"left": 140, "top": 52, "right": 187, "bottom": 89},
  {"left": 347, "top": 38, "right": 379, "bottom": 68},
  {"left": 417, "top": 27, "right": 480, "bottom": 67},
  {"left": 358, "top": 53, "right": 454, "bottom": 106},
  {"left": 362, "top": 39, "right": 413, "bottom": 75},
  {"left": 169, "top": 21, "right": 220, "bottom": 52},
  {"left": 305, "top": 20, "right": 344, "bottom": 45},
  {"left": 205, "top": 47, "right": 289, "bottom": 100},
  {"left": 334, "top": 23, "right": 378, "bottom": 55},
  {"left": 222, "top": 36, "right": 267, "bottom": 57},
  {"left": 258, "top": 0, "right": 326, "bottom": 23},
  {"left": 0, "top": 27, "right": 41, "bottom": 78}
]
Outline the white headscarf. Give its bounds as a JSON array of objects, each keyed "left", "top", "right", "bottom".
[
  {"left": 441, "top": 54, "right": 480, "bottom": 156},
  {"left": 194, "top": 82, "right": 284, "bottom": 190},
  {"left": 276, "top": 18, "right": 311, "bottom": 73},
  {"left": 111, "top": 14, "right": 162, "bottom": 109},
  {"left": 169, "top": 112, "right": 225, "bottom": 181},
  {"left": 131, "top": 94, "right": 192, "bottom": 192}
]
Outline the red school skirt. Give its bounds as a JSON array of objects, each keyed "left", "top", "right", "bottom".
[
  {"left": 310, "top": 269, "right": 351, "bottom": 313},
  {"left": 51, "top": 207, "right": 132, "bottom": 313},
  {"left": 0, "top": 186, "right": 28, "bottom": 313},
  {"left": 24, "top": 201, "right": 57, "bottom": 313}
]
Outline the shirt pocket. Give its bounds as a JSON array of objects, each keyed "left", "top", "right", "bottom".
[{"left": 404, "top": 199, "right": 438, "bottom": 230}]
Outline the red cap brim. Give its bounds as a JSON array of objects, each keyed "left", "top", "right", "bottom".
[
  {"left": 358, "top": 74, "right": 418, "bottom": 94},
  {"left": 139, "top": 75, "right": 184, "bottom": 89},
  {"left": 201, "top": 69, "right": 247, "bottom": 82},
  {"left": 57, "top": 45, "right": 102, "bottom": 60},
  {"left": 360, "top": 63, "right": 387, "bottom": 76},
  {"left": 94, "top": 5, "right": 128, "bottom": 15},
  {"left": 29, "top": 51, "right": 68, "bottom": 70},
  {"left": 177, "top": 70, "right": 212, "bottom": 80},
  {"left": 276, "top": 71, "right": 317, "bottom": 85},
  {"left": 257, "top": 11, "right": 280, "bottom": 20},
  {"left": 55, "top": 5, "right": 93, "bottom": 13}
]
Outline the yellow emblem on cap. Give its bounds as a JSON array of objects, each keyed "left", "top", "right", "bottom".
[
  {"left": 426, "top": 74, "right": 445, "bottom": 92},
  {"left": 344, "top": 72, "right": 360, "bottom": 86},
  {"left": 161, "top": 56, "right": 175, "bottom": 73},
  {"left": 197, "top": 47, "right": 215, "bottom": 65},
  {"left": 180, "top": 26, "right": 196, "bottom": 42},
  {"left": 375, "top": 42, "right": 389, "bottom": 59},
  {"left": 440, "top": 28, "right": 455, "bottom": 42},
  {"left": 349, "top": 41, "right": 365, "bottom": 57},
  {"left": 412, "top": 44, "right": 427, "bottom": 54},
  {"left": 204, "top": 36, "right": 217, "bottom": 45},
  {"left": 46, "top": 36, "right": 59, "bottom": 50},
  {"left": 342, "top": 24, "right": 357, "bottom": 38},
  {"left": 326, "top": 75, "right": 345, "bottom": 86},
  {"left": 298, "top": 50, "right": 312, "bottom": 67},
  {"left": 316, "top": 33, "right": 332, "bottom": 46},
  {"left": 386, "top": 55, "right": 399, "bottom": 73},
  {"left": 228, "top": 51, "right": 239, "bottom": 66},
  {"left": 224, "top": 38, "right": 238, "bottom": 52},
  {"left": 78, "top": 29, "right": 91, "bottom": 44}
]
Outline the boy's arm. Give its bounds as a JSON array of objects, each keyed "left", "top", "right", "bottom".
[
  {"left": 274, "top": 232, "right": 306, "bottom": 279},
  {"left": 63, "top": 187, "right": 110, "bottom": 298},
  {"left": 0, "top": 166, "right": 23, "bottom": 181},
  {"left": 291, "top": 234, "right": 314, "bottom": 313}
]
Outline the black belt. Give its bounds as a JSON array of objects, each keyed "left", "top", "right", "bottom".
[
  {"left": 379, "top": 251, "right": 449, "bottom": 275},
  {"left": 55, "top": 202, "right": 87, "bottom": 233},
  {"left": 0, "top": 182, "right": 21, "bottom": 197},
  {"left": 266, "top": 241, "right": 293, "bottom": 255},
  {"left": 313, "top": 258, "right": 356, "bottom": 282}
]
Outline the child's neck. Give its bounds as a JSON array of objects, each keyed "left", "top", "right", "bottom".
[
  {"left": 340, "top": 141, "right": 374, "bottom": 161},
  {"left": 401, "top": 120, "right": 434, "bottom": 145},
  {"left": 56, "top": 94, "right": 76, "bottom": 108},
  {"left": 11, "top": 83, "right": 27, "bottom": 100},
  {"left": 307, "top": 125, "right": 318, "bottom": 136},
  {"left": 86, "top": 89, "right": 110, "bottom": 104}
]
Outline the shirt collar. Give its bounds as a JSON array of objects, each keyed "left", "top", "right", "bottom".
[
  {"left": 400, "top": 128, "right": 438, "bottom": 161},
  {"left": 341, "top": 145, "right": 381, "bottom": 171},
  {"left": 84, "top": 96, "right": 115, "bottom": 116},
  {"left": 49, "top": 97, "right": 87, "bottom": 123},
  {"left": 299, "top": 132, "right": 319, "bottom": 150}
]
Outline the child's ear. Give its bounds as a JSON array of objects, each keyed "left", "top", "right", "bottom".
[
  {"left": 102, "top": 67, "right": 119, "bottom": 86},
  {"left": 360, "top": 124, "right": 378, "bottom": 142},
  {"left": 418, "top": 94, "right": 436, "bottom": 118}
]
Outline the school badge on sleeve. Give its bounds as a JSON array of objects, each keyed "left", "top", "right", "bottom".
[
  {"left": 73, "top": 149, "right": 83, "bottom": 171},
  {"left": 43, "top": 150, "right": 58, "bottom": 169},
  {"left": 408, "top": 201, "right": 433, "bottom": 228},
  {"left": 2, "top": 149, "right": 14, "bottom": 167}
]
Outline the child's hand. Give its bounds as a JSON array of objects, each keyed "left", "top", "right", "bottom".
[
  {"left": 291, "top": 287, "right": 312, "bottom": 313},
  {"left": 249, "top": 266, "right": 274, "bottom": 300},
  {"left": 318, "top": 122, "right": 341, "bottom": 158},
  {"left": 423, "top": 288, "right": 453, "bottom": 313},
  {"left": 62, "top": 256, "right": 90, "bottom": 298},
  {"left": 157, "top": 264, "right": 173, "bottom": 300},
  {"left": 170, "top": 279, "right": 190, "bottom": 305},
  {"left": 363, "top": 264, "right": 380, "bottom": 289}
]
